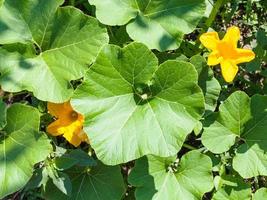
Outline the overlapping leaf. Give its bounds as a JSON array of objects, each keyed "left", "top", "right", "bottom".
[
  {"left": 190, "top": 55, "right": 221, "bottom": 112},
  {"left": 202, "top": 91, "right": 267, "bottom": 178},
  {"left": 212, "top": 175, "right": 251, "bottom": 200},
  {"left": 0, "top": 0, "right": 108, "bottom": 102},
  {"left": 128, "top": 151, "right": 213, "bottom": 200},
  {"left": 253, "top": 188, "right": 267, "bottom": 200},
  {"left": 90, "top": 0, "right": 206, "bottom": 51},
  {"left": 44, "top": 162, "right": 125, "bottom": 200},
  {"left": 71, "top": 42, "right": 204, "bottom": 165},
  {"left": 54, "top": 149, "right": 97, "bottom": 170},
  {"left": 0, "top": 104, "right": 52, "bottom": 198}
]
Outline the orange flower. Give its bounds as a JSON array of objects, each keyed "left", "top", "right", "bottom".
[
  {"left": 200, "top": 26, "right": 255, "bottom": 82},
  {"left": 47, "top": 101, "right": 89, "bottom": 147}
]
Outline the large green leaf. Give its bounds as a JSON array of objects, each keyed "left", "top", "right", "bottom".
[
  {"left": 202, "top": 91, "right": 267, "bottom": 178},
  {"left": 128, "top": 151, "right": 213, "bottom": 200},
  {"left": 90, "top": 0, "right": 206, "bottom": 51},
  {"left": 0, "top": 0, "right": 108, "bottom": 102},
  {"left": 71, "top": 42, "right": 204, "bottom": 165},
  {"left": 253, "top": 188, "right": 267, "bottom": 200},
  {"left": 0, "top": 104, "right": 52, "bottom": 198},
  {"left": 44, "top": 162, "right": 125, "bottom": 200}
]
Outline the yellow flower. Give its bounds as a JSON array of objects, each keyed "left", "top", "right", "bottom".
[
  {"left": 200, "top": 26, "right": 255, "bottom": 82},
  {"left": 47, "top": 101, "right": 89, "bottom": 147}
]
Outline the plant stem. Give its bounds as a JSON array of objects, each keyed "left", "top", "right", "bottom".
[
  {"left": 196, "top": 0, "right": 226, "bottom": 47},
  {"left": 204, "top": 0, "right": 226, "bottom": 32},
  {"left": 182, "top": 143, "right": 197, "bottom": 150}
]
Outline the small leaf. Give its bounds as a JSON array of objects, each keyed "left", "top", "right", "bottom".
[
  {"left": 54, "top": 156, "right": 78, "bottom": 171},
  {"left": 47, "top": 166, "right": 72, "bottom": 196},
  {"left": 67, "top": 149, "right": 97, "bottom": 167},
  {"left": 212, "top": 175, "right": 251, "bottom": 200},
  {"left": 24, "top": 167, "right": 49, "bottom": 190},
  {"left": 202, "top": 91, "right": 251, "bottom": 154},
  {"left": 55, "top": 149, "right": 96, "bottom": 170},
  {"left": 202, "top": 91, "right": 267, "bottom": 178},
  {"left": 190, "top": 55, "right": 221, "bottom": 112},
  {"left": 194, "top": 121, "right": 203, "bottom": 136},
  {"left": 128, "top": 151, "right": 213, "bottom": 200}
]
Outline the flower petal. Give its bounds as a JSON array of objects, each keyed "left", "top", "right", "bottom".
[
  {"left": 200, "top": 32, "right": 220, "bottom": 50},
  {"left": 47, "top": 120, "right": 64, "bottom": 136},
  {"left": 222, "top": 26, "right": 240, "bottom": 48},
  {"left": 207, "top": 51, "right": 222, "bottom": 65},
  {"left": 58, "top": 120, "right": 84, "bottom": 146},
  {"left": 220, "top": 60, "right": 239, "bottom": 83},
  {"left": 63, "top": 130, "right": 82, "bottom": 147},
  {"left": 47, "top": 102, "right": 73, "bottom": 118},
  {"left": 234, "top": 48, "right": 255, "bottom": 64}
]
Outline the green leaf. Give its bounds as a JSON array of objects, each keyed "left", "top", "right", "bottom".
[
  {"left": 233, "top": 144, "right": 267, "bottom": 179},
  {"left": 190, "top": 55, "right": 221, "bottom": 112},
  {"left": 0, "top": 104, "right": 52, "bottom": 198},
  {"left": 108, "top": 26, "right": 131, "bottom": 47},
  {"left": 2, "top": 43, "right": 36, "bottom": 57},
  {"left": 128, "top": 151, "right": 213, "bottom": 200},
  {"left": 24, "top": 167, "right": 49, "bottom": 190},
  {"left": 253, "top": 188, "right": 267, "bottom": 200},
  {"left": 193, "top": 121, "right": 203, "bottom": 136},
  {"left": 202, "top": 91, "right": 267, "bottom": 178},
  {"left": 55, "top": 149, "right": 97, "bottom": 170},
  {"left": 44, "top": 162, "right": 125, "bottom": 200},
  {"left": 212, "top": 175, "right": 251, "bottom": 200},
  {"left": 90, "top": 0, "right": 206, "bottom": 51},
  {"left": 47, "top": 166, "right": 72, "bottom": 196},
  {"left": 55, "top": 156, "right": 78, "bottom": 171},
  {"left": 0, "top": 0, "right": 108, "bottom": 102},
  {"left": 202, "top": 91, "right": 250, "bottom": 154},
  {"left": 155, "top": 52, "right": 188, "bottom": 64},
  {"left": 256, "top": 29, "right": 267, "bottom": 50},
  {"left": 71, "top": 42, "right": 204, "bottom": 165},
  {"left": 0, "top": 99, "right": 7, "bottom": 129}
]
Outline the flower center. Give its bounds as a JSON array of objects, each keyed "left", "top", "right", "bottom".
[
  {"left": 217, "top": 41, "right": 237, "bottom": 59},
  {"left": 70, "top": 111, "right": 78, "bottom": 120}
]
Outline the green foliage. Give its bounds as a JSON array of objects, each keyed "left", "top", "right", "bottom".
[
  {"left": 190, "top": 55, "right": 221, "bottom": 112},
  {"left": 212, "top": 175, "right": 251, "bottom": 200},
  {"left": 44, "top": 162, "right": 125, "bottom": 200},
  {"left": 0, "top": 104, "right": 52, "bottom": 198},
  {"left": 0, "top": 0, "right": 266, "bottom": 199},
  {"left": 71, "top": 42, "right": 204, "bottom": 164},
  {"left": 0, "top": 0, "right": 108, "bottom": 102},
  {"left": 90, "top": 0, "right": 206, "bottom": 51},
  {"left": 202, "top": 91, "right": 267, "bottom": 178},
  {"left": 129, "top": 151, "right": 213, "bottom": 200}
]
